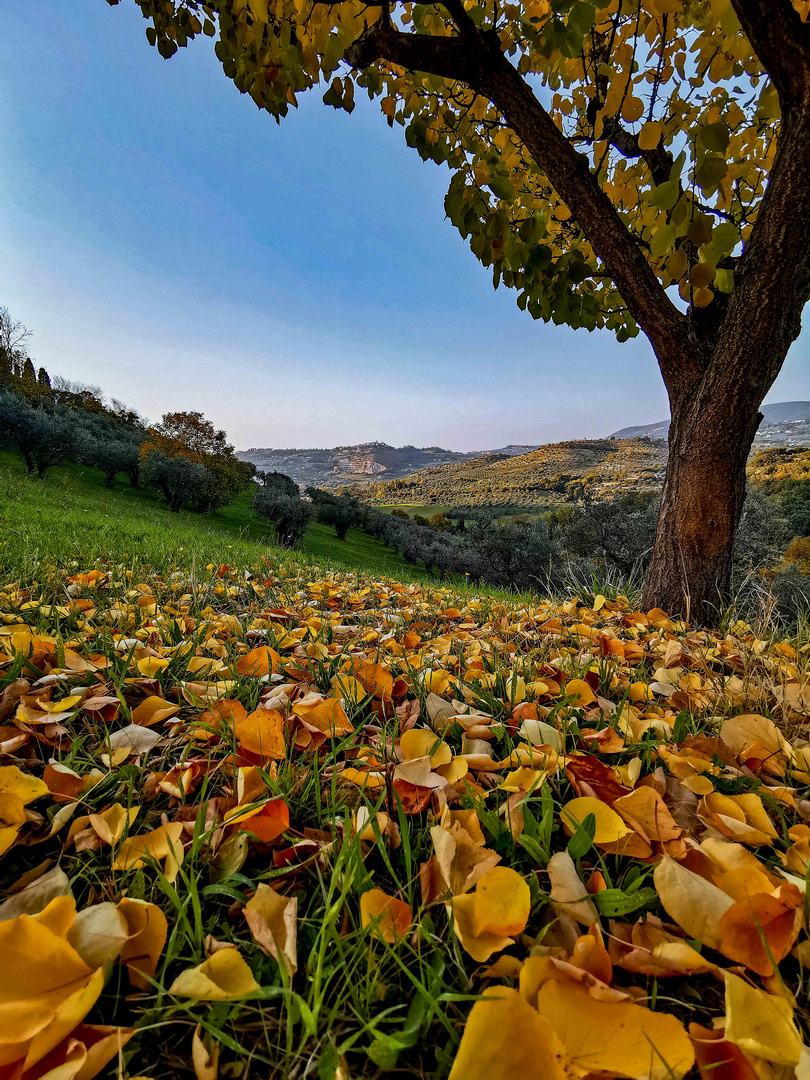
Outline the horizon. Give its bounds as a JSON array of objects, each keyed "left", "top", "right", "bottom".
[{"left": 2, "top": 2, "right": 810, "bottom": 453}]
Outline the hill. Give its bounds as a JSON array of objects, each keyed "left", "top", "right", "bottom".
[
  {"left": 0, "top": 451, "right": 427, "bottom": 582},
  {"left": 359, "top": 437, "right": 668, "bottom": 507},
  {"left": 236, "top": 441, "right": 548, "bottom": 489},
  {"left": 237, "top": 441, "right": 478, "bottom": 488},
  {"left": 611, "top": 400, "right": 810, "bottom": 444}
]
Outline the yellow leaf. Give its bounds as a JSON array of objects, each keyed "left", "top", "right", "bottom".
[
  {"left": 0, "top": 765, "right": 49, "bottom": 805},
  {"left": 244, "top": 883, "right": 298, "bottom": 973},
  {"left": 447, "top": 894, "right": 514, "bottom": 962},
  {"left": 536, "top": 976, "right": 694, "bottom": 1079},
  {"left": 118, "top": 898, "right": 168, "bottom": 990},
  {"left": 431, "top": 821, "right": 500, "bottom": 895},
  {"left": 564, "top": 679, "right": 596, "bottom": 706},
  {"left": 472, "top": 866, "right": 530, "bottom": 936},
  {"left": 638, "top": 120, "right": 662, "bottom": 150},
  {"left": 169, "top": 948, "right": 260, "bottom": 1001},
  {"left": 360, "top": 888, "right": 412, "bottom": 943},
  {"left": 234, "top": 709, "right": 287, "bottom": 758},
  {"left": 547, "top": 851, "right": 597, "bottom": 926},
  {"left": 0, "top": 904, "right": 98, "bottom": 1062},
  {"left": 723, "top": 971, "right": 801, "bottom": 1067},
  {"left": 330, "top": 673, "right": 367, "bottom": 705},
  {"left": 112, "top": 822, "right": 185, "bottom": 883},
  {"left": 560, "top": 797, "right": 629, "bottom": 845},
  {"left": 622, "top": 96, "right": 645, "bottom": 122},
  {"left": 130, "top": 696, "right": 181, "bottom": 726},
  {"left": 137, "top": 657, "right": 170, "bottom": 678},
  {"left": 698, "top": 792, "right": 778, "bottom": 845},
  {"left": 66, "top": 903, "right": 129, "bottom": 968},
  {"left": 449, "top": 986, "right": 571, "bottom": 1080},
  {"left": 653, "top": 855, "right": 732, "bottom": 950},
  {"left": 234, "top": 646, "right": 281, "bottom": 677},
  {"left": 192, "top": 1025, "right": 220, "bottom": 1080},
  {"left": 400, "top": 728, "right": 452, "bottom": 767}
]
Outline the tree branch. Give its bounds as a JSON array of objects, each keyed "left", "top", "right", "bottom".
[
  {"left": 729, "top": 0, "right": 810, "bottom": 106},
  {"left": 344, "top": 18, "right": 695, "bottom": 396},
  {"left": 602, "top": 118, "right": 673, "bottom": 186}
]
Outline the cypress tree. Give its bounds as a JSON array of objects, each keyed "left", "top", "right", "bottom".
[
  {"left": 20, "top": 358, "right": 38, "bottom": 398},
  {"left": 36, "top": 366, "right": 51, "bottom": 396}
]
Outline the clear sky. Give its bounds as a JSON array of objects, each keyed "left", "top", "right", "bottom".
[{"left": 1, "top": 1, "right": 808, "bottom": 452}]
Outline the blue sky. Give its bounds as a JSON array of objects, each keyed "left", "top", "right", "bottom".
[{"left": 1, "top": 1, "right": 808, "bottom": 451}]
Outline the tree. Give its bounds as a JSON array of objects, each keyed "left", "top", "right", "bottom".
[
  {"left": 88, "top": 436, "right": 142, "bottom": 488},
  {"left": 108, "top": 0, "right": 810, "bottom": 620},
  {"left": 0, "top": 307, "right": 31, "bottom": 389},
  {"left": 36, "top": 367, "right": 52, "bottom": 396},
  {"left": 306, "top": 487, "right": 359, "bottom": 539},
  {"left": 140, "top": 410, "right": 251, "bottom": 510},
  {"left": 562, "top": 493, "right": 659, "bottom": 578},
  {"left": 732, "top": 487, "right": 792, "bottom": 572},
  {"left": 0, "top": 391, "right": 76, "bottom": 478},
  {"left": 258, "top": 470, "right": 301, "bottom": 497},
  {"left": 142, "top": 451, "right": 213, "bottom": 510},
  {"left": 253, "top": 483, "right": 313, "bottom": 546}
]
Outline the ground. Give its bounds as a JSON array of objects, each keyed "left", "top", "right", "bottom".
[{"left": 0, "top": 453, "right": 809, "bottom": 1080}]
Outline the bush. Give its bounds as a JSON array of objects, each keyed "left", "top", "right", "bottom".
[
  {"left": 0, "top": 390, "right": 76, "bottom": 478},
  {"left": 764, "top": 480, "right": 810, "bottom": 539},
  {"left": 467, "top": 514, "right": 561, "bottom": 591},
  {"left": 253, "top": 483, "right": 312, "bottom": 547},
  {"left": 781, "top": 536, "right": 810, "bottom": 575},
  {"left": 733, "top": 487, "right": 792, "bottom": 572},
  {"left": 561, "top": 493, "right": 658, "bottom": 577},
  {"left": 142, "top": 451, "right": 213, "bottom": 512}
]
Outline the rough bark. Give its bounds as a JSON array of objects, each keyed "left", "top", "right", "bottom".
[
  {"left": 641, "top": 380, "right": 763, "bottom": 623},
  {"left": 342, "top": 0, "right": 810, "bottom": 621}
]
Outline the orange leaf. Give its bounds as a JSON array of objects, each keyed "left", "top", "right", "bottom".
[
  {"left": 232, "top": 799, "right": 289, "bottom": 844},
  {"left": 234, "top": 646, "right": 281, "bottom": 677},
  {"left": 360, "top": 888, "right": 412, "bottom": 942},
  {"left": 234, "top": 709, "right": 286, "bottom": 760},
  {"left": 717, "top": 892, "right": 802, "bottom": 976}
]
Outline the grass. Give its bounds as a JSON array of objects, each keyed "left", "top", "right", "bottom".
[
  {"left": 1, "top": 450, "right": 809, "bottom": 1080},
  {"left": 0, "top": 452, "right": 428, "bottom": 582}
]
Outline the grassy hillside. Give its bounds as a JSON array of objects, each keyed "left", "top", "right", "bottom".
[
  {"left": 361, "top": 438, "right": 668, "bottom": 507},
  {"left": 0, "top": 452, "right": 426, "bottom": 581}
]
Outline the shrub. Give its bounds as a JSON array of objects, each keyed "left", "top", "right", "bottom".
[
  {"left": 561, "top": 493, "right": 658, "bottom": 577},
  {"left": 258, "top": 471, "right": 300, "bottom": 498},
  {"left": 429, "top": 513, "right": 452, "bottom": 530},
  {"left": 733, "top": 487, "right": 792, "bottom": 572}
]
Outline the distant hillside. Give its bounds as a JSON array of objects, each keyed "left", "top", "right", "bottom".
[
  {"left": 611, "top": 401, "right": 810, "bottom": 445},
  {"left": 358, "top": 438, "right": 668, "bottom": 507},
  {"left": 238, "top": 442, "right": 478, "bottom": 488}
]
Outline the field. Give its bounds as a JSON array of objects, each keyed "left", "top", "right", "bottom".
[{"left": 0, "top": 452, "right": 809, "bottom": 1080}]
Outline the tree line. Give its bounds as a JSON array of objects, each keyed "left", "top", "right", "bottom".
[
  {"left": 0, "top": 306, "right": 253, "bottom": 512},
  {"left": 252, "top": 472, "right": 810, "bottom": 622}
]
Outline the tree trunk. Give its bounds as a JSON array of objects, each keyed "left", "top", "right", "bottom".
[{"left": 642, "top": 370, "right": 765, "bottom": 623}]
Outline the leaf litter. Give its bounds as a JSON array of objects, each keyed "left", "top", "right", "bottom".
[{"left": 0, "top": 560, "right": 808, "bottom": 1079}]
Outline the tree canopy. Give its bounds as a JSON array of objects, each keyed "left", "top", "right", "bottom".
[{"left": 111, "top": 0, "right": 799, "bottom": 337}]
